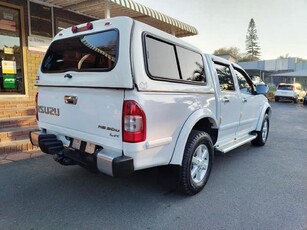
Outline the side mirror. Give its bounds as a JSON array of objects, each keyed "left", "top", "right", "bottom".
[{"left": 256, "top": 84, "right": 269, "bottom": 94}]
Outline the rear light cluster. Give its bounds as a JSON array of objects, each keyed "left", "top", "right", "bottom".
[
  {"left": 122, "top": 100, "right": 146, "bottom": 143},
  {"left": 71, "top": 22, "right": 93, "bottom": 33}
]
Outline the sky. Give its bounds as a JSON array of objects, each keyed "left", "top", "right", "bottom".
[{"left": 135, "top": 0, "right": 307, "bottom": 60}]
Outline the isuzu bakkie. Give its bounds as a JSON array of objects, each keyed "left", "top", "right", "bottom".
[{"left": 30, "top": 17, "right": 271, "bottom": 195}]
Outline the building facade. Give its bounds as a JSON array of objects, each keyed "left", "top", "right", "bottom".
[
  {"left": 0, "top": 0, "right": 95, "bottom": 100},
  {"left": 238, "top": 58, "right": 307, "bottom": 88}
]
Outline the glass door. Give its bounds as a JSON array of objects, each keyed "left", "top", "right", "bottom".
[{"left": 0, "top": 5, "right": 24, "bottom": 95}]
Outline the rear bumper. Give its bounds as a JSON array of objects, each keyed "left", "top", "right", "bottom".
[
  {"left": 29, "top": 131, "right": 134, "bottom": 177},
  {"left": 275, "top": 95, "right": 297, "bottom": 100}
]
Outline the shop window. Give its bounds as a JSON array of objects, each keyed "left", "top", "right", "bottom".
[
  {"left": 54, "top": 8, "right": 94, "bottom": 35},
  {"left": 56, "top": 18, "right": 76, "bottom": 34},
  {"left": 0, "top": 5, "right": 24, "bottom": 95},
  {"left": 30, "top": 2, "right": 52, "bottom": 37}
]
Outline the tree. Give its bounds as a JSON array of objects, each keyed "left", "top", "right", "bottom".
[
  {"left": 213, "top": 47, "right": 242, "bottom": 61},
  {"left": 245, "top": 18, "right": 261, "bottom": 61}
]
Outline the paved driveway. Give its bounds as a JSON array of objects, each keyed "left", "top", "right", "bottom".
[{"left": 0, "top": 102, "right": 306, "bottom": 230}]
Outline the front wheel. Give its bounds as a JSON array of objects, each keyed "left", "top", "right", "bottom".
[
  {"left": 179, "top": 131, "right": 213, "bottom": 195},
  {"left": 252, "top": 114, "right": 270, "bottom": 146}
]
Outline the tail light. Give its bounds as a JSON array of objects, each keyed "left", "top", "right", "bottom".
[
  {"left": 35, "top": 92, "right": 39, "bottom": 121},
  {"left": 122, "top": 100, "right": 146, "bottom": 143},
  {"left": 71, "top": 22, "right": 93, "bottom": 33}
]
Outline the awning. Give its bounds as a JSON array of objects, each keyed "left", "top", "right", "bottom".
[
  {"left": 38, "top": 0, "right": 198, "bottom": 37},
  {"left": 271, "top": 70, "right": 307, "bottom": 77}
]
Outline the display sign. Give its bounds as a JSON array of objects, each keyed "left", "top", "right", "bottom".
[
  {"left": 4, "top": 47, "right": 14, "bottom": 54},
  {"left": 0, "top": 19, "right": 16, "bottom": 32},
  {"left": 1, "top": 60, "right": 17, "bottom": 74}
]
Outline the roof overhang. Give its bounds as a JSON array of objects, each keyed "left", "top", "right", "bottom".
[
  {"left": 271, "top": 70, "right": 307, "bottom": 77},
  {"left": 37, "top": 0, "right": 198, "bottom": 37}
]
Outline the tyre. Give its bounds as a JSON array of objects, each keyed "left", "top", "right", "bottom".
[
  {"left": 252, "top": 114, "right": 269, "bottom": 146},
  {"left": 274, "top": 97, "right": 279, "bottom": 102},
  {"left": 293, "top": 98, "right": 298, "bottom": 103},
  {"left": 179, "top": 130, "right": 213, "bottom": 195}
]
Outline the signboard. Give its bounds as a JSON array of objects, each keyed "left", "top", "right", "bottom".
[
  {"left": 1, "top": 60, "right": 17, "bottom": 74},
  {"left": 4, "top": 47, "right": 14, "bottom": 54},
  {"left": 28, "top": 36, "right": 52, "bottom": 53},
  {"left": 0, "top": 19, "right": 16, "bottom": 32}
]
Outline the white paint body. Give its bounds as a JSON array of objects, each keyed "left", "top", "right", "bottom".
[{"left": 36, "top": 17, "right": 271, "bottom": 172}]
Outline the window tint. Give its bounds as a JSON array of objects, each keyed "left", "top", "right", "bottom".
[
  {"left": 144, "top": 35, "right": 206, "bottom": 84},
  {"left": 177, "top": 46, "right": 206, "bottom": 83},
  {"left": 277, "top": 84, "right": 293, "bottom": 90},
  {"left": 145, "top": 36, "right": 180, "bottom": 80},
  {"left": 41, "top": 30, "right": 118, "bottom": 73},
  {"left": 214, "top": 63, "right": 235, "bottom": 91},
  {"left": 234, "top": 68, "right": 253, "bottom": 94}
]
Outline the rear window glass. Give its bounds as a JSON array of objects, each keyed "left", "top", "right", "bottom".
[
  {"left": 278, "top": 85, "right": 293, "bottom": 90},
  {"left": 41, "top": 30, "right": 118, "bottom": 73}
]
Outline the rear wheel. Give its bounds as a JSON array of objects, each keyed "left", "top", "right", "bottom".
[
  {"left": 275, "top": 96, "right": 279, "bottom": 102},
  {"left": 252, "top": 114, "right": 269, "bottom": 146},
  {"left": 293, "top": 97, "right": 298, "bottom": 103},
  {"left": 179, "top": 131, "right": 213, "bottom": 195}
]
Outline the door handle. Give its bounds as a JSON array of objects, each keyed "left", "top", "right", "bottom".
[
  {"left": 64, "top": 74, "right": 72, "bottom": 79},
  {"left": 222, "top": 97, "right": 230, "bottom": 103},
  {"left": 64, "top": 96, "right": 78, "bottom": 105}
]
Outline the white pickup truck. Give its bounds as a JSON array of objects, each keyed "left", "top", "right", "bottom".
[{"left": 30, "top": 17, "right": 271, "bottom": 195}]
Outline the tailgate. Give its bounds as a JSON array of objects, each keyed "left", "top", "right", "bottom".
[{"left": 38, "top": 86, "right": 124, "bottom": 148}]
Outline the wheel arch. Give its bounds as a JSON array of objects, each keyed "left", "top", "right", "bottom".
[
  {"left": 256, "top": 102, "right": 272, "bottom": 131},
  {"left": 169, "top": 109, "right": 218, "bottom": 165}
]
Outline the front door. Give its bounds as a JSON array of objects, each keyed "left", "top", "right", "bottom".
[
  {"left": 213, "top": 61, "right": 241, "bottom": 144},
  {"left": 233, "top": 66, "right": 262, "bottom": 137}
]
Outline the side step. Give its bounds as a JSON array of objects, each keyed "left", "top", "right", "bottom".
[{"left": 215, "top": 134, "right": 257, "bottom": 153}]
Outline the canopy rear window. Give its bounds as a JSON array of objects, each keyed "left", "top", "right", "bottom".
[{"left": 41, "top": 30, "right": 118, "bottom": 73}]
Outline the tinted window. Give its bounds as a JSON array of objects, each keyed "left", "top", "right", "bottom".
[
  {"left": 145, "top": 36, "right": 180, "bottom": 80},
  {"left": 234, "top": 68, "right": 253, "bottom": 94},
  {"left": 277, "top": 84, "right": 293, "bottom": 90},
  {"left": 214, "top": 63, "right": 235, "bottom": 91},
  {"left": 41, "top": 30, "right": 118, "bottom": 73},
  {"left": 144, "top": 35, "right": 206, "bottom": 84},
  {"left": 177, "top": 46, "right": 205, "bottom": 83}
]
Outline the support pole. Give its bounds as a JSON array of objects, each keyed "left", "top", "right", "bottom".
[{"left": 104, "top": 0, "right": 110, "bottom": 18}]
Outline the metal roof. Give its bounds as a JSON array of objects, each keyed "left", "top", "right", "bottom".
[{"left": 38, "top": 0, "right": 198, "bottom": 37}]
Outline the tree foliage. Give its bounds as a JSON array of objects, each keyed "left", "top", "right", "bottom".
[
  {"left": 245, "top": 18, "right": 261, "bottom": 61},
  {"left": 213, "top": 47, "right": 242, "bottom": 60}
]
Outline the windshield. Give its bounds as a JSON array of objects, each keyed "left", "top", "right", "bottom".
[
  {"left": 277, "top": 84, "right": 293, "bottom": 90},
  {"left": 41, "top": 30, "right": 118, "bottom": 73}
]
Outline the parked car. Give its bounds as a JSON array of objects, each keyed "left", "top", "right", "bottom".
[
  {"left": 304, "top": 94, "right": 307, "bottom": 105},
  {"left": 30, "top": 16, "right": 271, "bottom": 195},
  {"left": 274, "top": 83, "right": 306, "bottom": 103}
]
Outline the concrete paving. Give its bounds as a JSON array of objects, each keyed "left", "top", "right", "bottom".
[
  {"left": 0, "top": 150, "right": 45, "bottom": 164},
  {"left": 0, "top": 102, "right": 306, "bottom": 230}
]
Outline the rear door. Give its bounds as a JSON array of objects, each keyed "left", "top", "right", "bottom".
[{"left": 36, "top": 17, "right": 134, "bottom": 148}]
